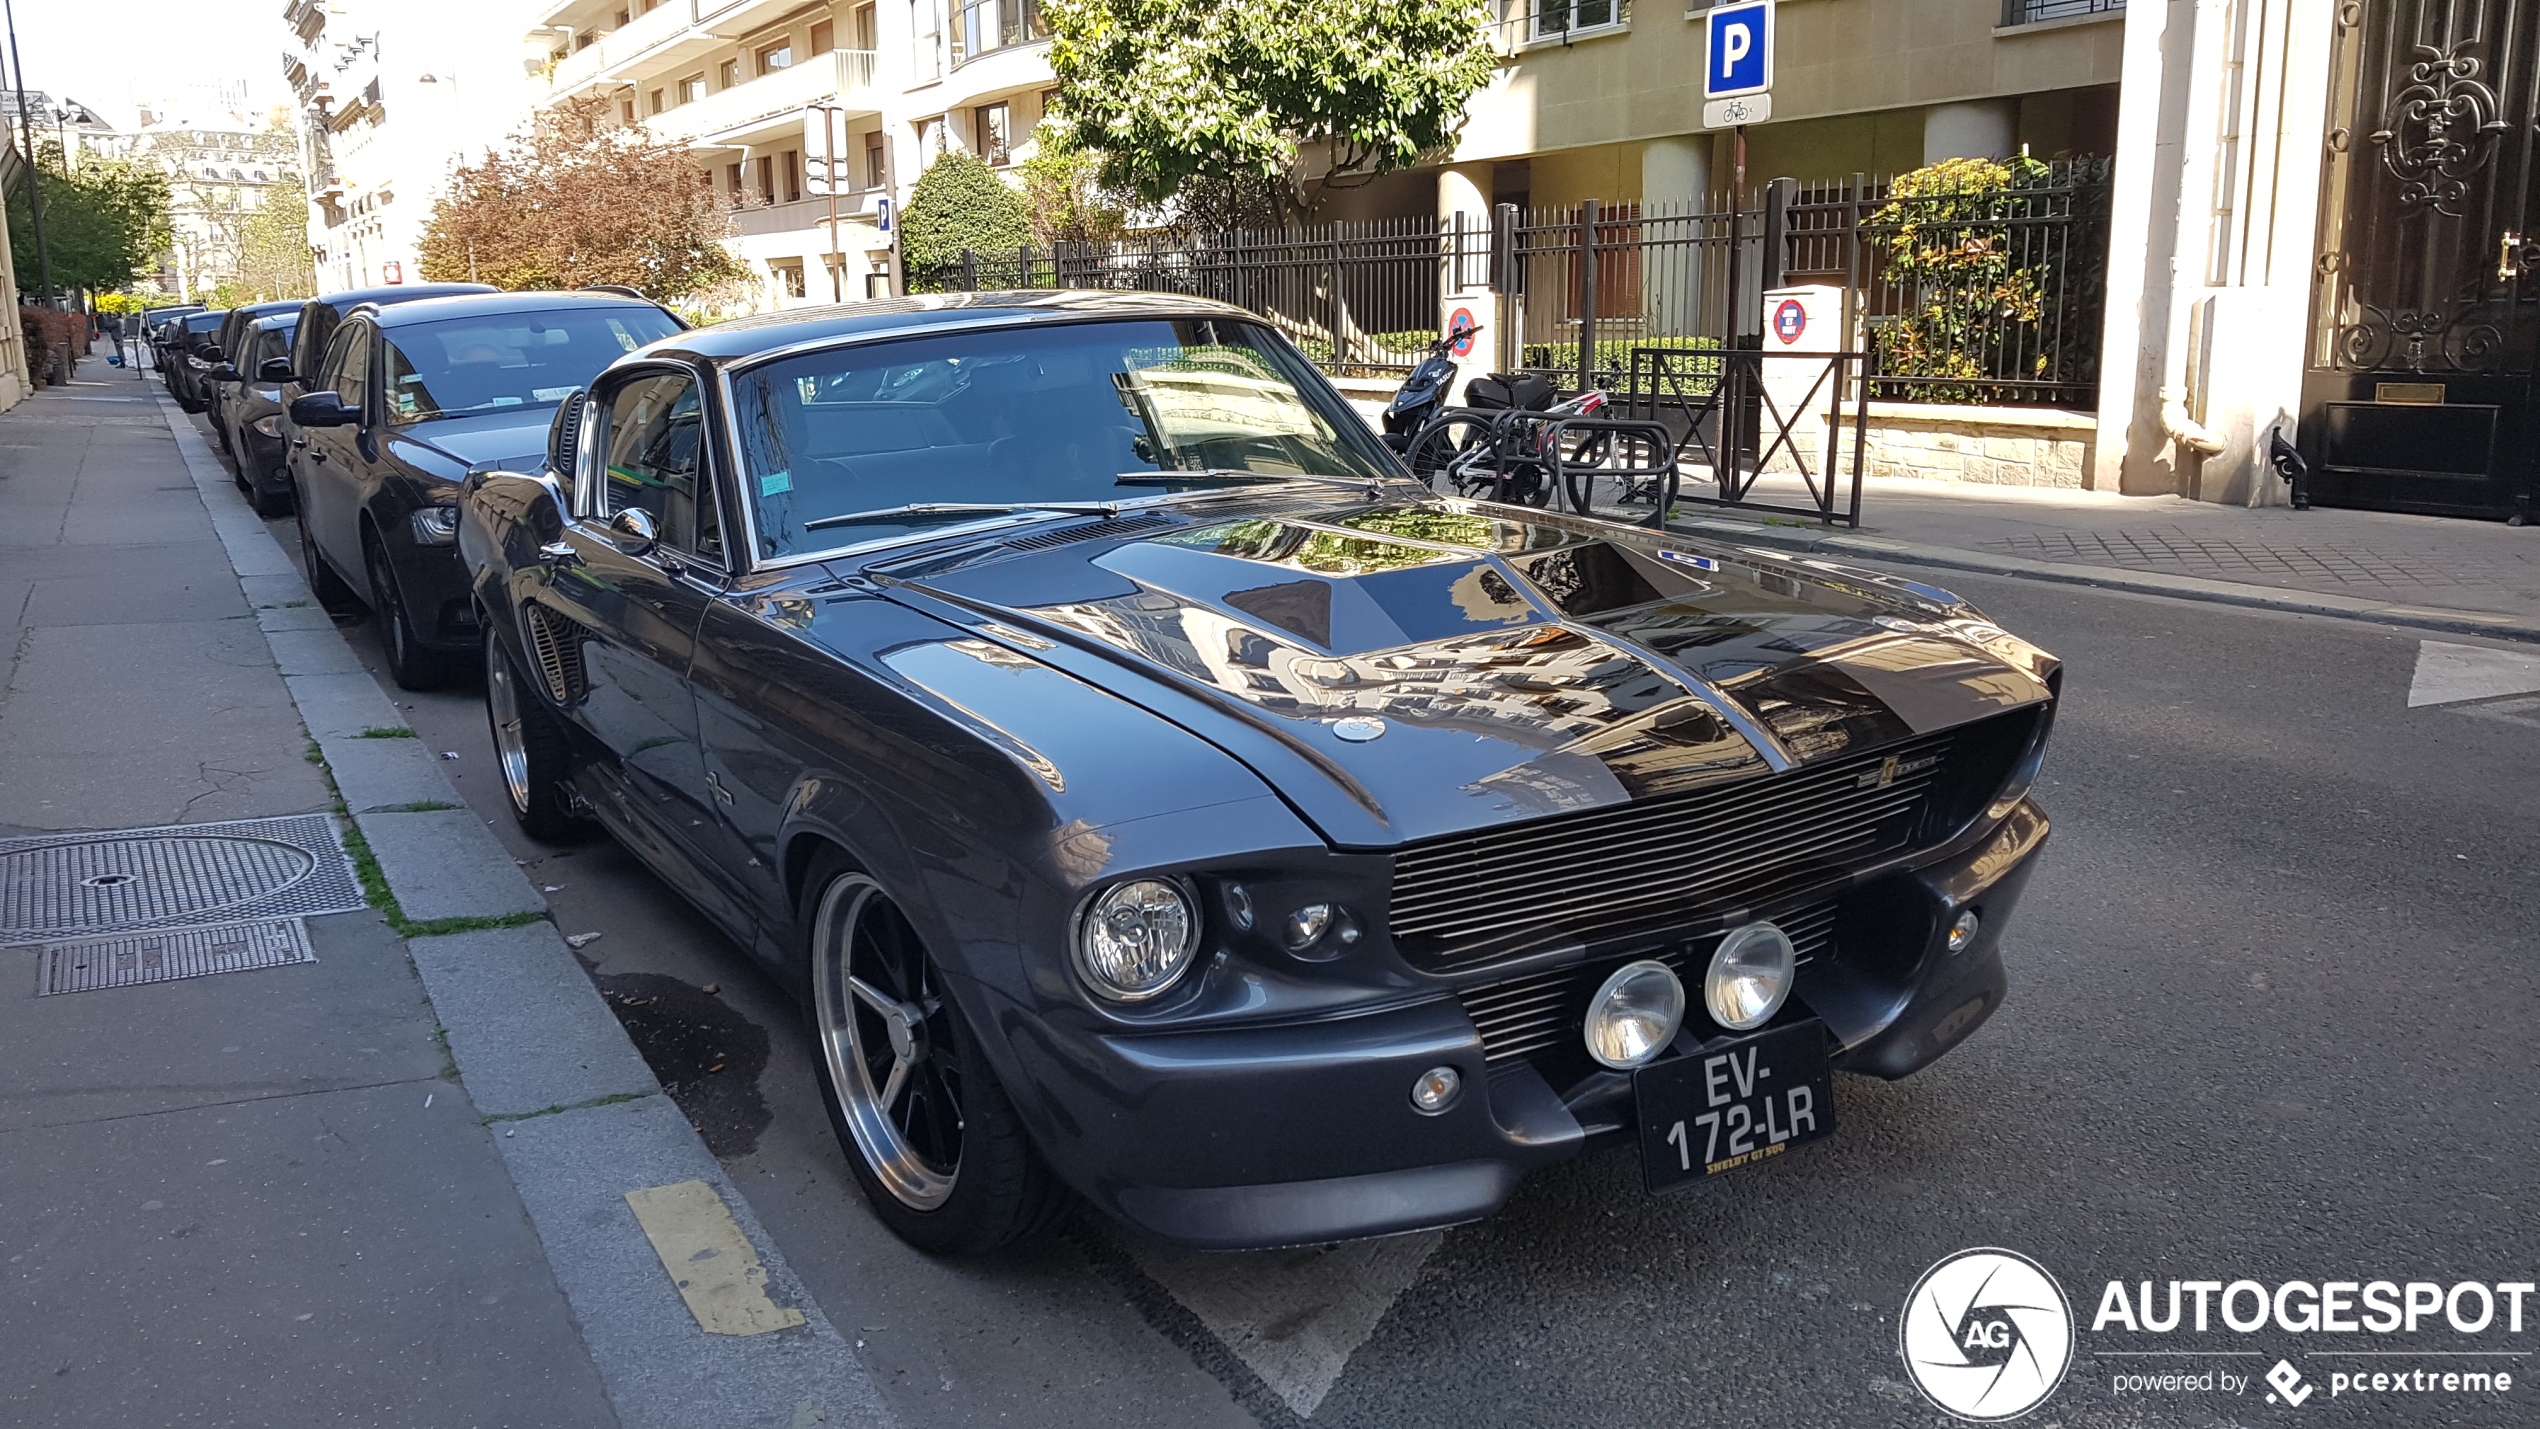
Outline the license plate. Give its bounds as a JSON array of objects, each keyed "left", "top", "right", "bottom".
[{"left": 1635, "top": 1021, "right": 1836, "bottom": 1193}]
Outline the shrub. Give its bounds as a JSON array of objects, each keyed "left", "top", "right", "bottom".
[{"left": 901, "top": 151, "right": 1036, "bottom": 288}]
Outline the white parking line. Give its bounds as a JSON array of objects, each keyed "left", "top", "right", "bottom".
[
  {"left": 1127, "top": 1231, "right": 1442, "bottom": 1417},
  {"left": 2408, "top": 639, "right": 2540, "bottom": 707}
]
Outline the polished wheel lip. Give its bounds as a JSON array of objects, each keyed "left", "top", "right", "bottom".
[
  {"left": 370, "top": 546, "right": 411, "bottom": 669},
  {"left": 484, "top": 635, "right": 534, "bottom": 816},
  {"left": 813, "top": 873, "right": 960, "bottom": 1211}
]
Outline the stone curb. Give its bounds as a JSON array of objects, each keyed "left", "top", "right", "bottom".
[
  {"left": 152, "top": 396, "right": 890, "bottom": 1429},
  {"left": 1668, "top": 514, "right": 2540, "bottom": 646}
]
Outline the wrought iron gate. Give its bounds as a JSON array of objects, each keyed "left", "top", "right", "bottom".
[{"left": 2302, "top": 0, "right": 2540, "bottom": 522}]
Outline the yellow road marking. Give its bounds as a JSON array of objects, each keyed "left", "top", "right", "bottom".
[{"left": 624, "top": 1180, "right": 806, "bottom": 1336}]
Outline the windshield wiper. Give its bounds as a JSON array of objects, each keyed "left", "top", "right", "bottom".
[
  {"left": 802, "top": 501, "right": 1123, "bottom": 531},
  {"left": 1114, "top": 468, "right": 1389, "bottom": 495}
]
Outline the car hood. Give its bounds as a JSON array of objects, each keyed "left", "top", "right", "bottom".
[
  {"left": 393, "top": 409, "right": 556, "bottom": 473},
  {"left": 862, "top": 498, "right": 2058, "bottom": 848}
]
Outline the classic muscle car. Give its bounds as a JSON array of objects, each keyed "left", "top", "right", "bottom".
[{"left": 457, "top": 291, "right": 2059, "bottom": 1254}]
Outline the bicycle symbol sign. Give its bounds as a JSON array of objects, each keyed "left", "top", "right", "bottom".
[{"left": 1772, "top": 299, "right": 1807, "bottom": 344}]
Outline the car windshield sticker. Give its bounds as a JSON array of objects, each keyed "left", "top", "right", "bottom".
[
  {"left": 534, "top": 386, "right": 579, "bottom": 401},
  {"left": 760, "top": 470, "right": 793, "bottom": 496}
]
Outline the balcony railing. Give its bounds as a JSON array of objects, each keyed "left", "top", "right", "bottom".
[
  {"left": 1999, "top": 0, "right": 2122, "bottom": 24},
  {"left": 643, "top": 49, "right": 879, "bottom": 145}
]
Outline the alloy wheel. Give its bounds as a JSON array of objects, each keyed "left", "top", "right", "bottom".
[
  {"left": 813, "top": 874, "right": 963, "bottom": 1210},
  {"left": 484, "top": 634, "right": 533, "bottom": 817}
]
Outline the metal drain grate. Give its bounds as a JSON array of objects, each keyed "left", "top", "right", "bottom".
[
  {"left": 0, "top": 814, "right": 366, "bottom": 947},
  {"left": 37, "top": 917, "right": 315, "bottom": 995}
]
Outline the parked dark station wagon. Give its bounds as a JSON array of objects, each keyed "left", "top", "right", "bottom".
[{"left": 457, "top": 291, "right": 2059, "bottom": 1253}]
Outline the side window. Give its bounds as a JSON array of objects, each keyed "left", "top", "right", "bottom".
[
  {"left": 295, "top": 309, "right": 336, "bottom": 382},
  {"left": 327, "top": 325, "right": 372, "bottom": 412},
  {"left": 598, "top": 373, "right": 721, "bottom": 562}
]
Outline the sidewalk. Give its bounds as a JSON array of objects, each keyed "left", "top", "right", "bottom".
[
  {"left": 0, "top": 380, "right": 888, "bottom": 1428},
  {"left": 1664, "top": 473, "right": 2540, "bottom": 642}
]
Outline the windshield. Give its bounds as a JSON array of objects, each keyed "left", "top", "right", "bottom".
[
  {"left": 728, "top": 317, "right": 1397, "bottom": 559},
  {"left": 382, "top": 307, "right": 681, "bottom": 425}
]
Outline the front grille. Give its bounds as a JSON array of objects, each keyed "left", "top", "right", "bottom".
[
  {"left": 1390, "top": 720, "right": 2015, "bottom": 971},
  {"left": 1459, "top": 902, "right": 1839, "bottom": 1067}
]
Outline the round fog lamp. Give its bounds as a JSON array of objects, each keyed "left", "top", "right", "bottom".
[
  {"left": 1284, "top": 903, "right": 1333, "bottom": 949},
  {"left": 1947, "top": 910, "right": 1980, "bottom": 954},
  {"left": 1583, "top": 960, "right": 1686, "bottom": 1070},
  {"left": 1409, "top": 1065, "right": 1461, "bottom": 1114},
  {"left": 1705, "top": 922, "right": 1795, "bottom": 1031},
  {"left": 1074, "top": 879, "right": 1199, "bottom": 1001}
]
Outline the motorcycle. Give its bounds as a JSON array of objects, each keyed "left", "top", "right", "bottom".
[{"left": 1380, "top": 321, "right": 1488, "bottom": 451}]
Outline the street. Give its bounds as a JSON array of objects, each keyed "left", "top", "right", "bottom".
[{"left": 267, "top": 412, "right": 2540, "bottom": 1428}]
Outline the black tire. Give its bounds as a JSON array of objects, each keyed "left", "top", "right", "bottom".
[
  {"left": 366, "top": 535, "right": 463, "bottom": 691},
  {"left": 250, "top": 476, "right": 293, "bottom": 519},
  {"left": 801, "top": 848, "right": 1066, "bottom": 1256},
  {"left": 1400, "top": 412, "right": 1499, "bottom": 494},
  {"left": 297, "top": 494, "right": 361, "bottom": 613},
  {"left": 482, "top": 628, "right": 595, "bottom": 844}
]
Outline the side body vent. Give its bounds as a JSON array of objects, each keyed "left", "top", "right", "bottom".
[
  {"left": 522, "top": 603, "right": 591, "bottom": 704},
  {"left": 546, "top": 390, "right": 586, "bottom": 481},
  {"left": 1003, "top": 513, "right": 1179, "bottom": 551}
]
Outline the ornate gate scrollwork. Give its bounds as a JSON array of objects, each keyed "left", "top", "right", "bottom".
[{"left": 2367, "top": 39, "right": 2509, "bottom": 216}]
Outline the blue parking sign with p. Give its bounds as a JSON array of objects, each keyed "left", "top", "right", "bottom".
[{"left": 1704, "top": 1, "right": 1774, "bottom": 100}]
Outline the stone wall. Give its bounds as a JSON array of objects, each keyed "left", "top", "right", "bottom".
[{"left": 1819, "top": 402, "right": 2098, "bottom": 489}]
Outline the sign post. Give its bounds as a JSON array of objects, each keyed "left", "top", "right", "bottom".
[
  {"left": 1703, "top": 0, "right": 1776, "bottom": 336},
  {"left": 804, "top": 104, "right": 846, "bottom": 303}
]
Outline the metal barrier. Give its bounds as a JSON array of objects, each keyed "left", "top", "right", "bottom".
[{"left": 1555, "top": 346, "right": 1873, "bottom": 528}]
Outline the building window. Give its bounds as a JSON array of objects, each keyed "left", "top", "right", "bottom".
[
  {"left": 775, "top": 261, "right": 806, "bottom": 298},
  {"left": 623, "top": 98, "right": 639, "bottom": 124},
  {"left": 915, "top": 116, "right": 944, "bottom": 161},
  {"left": 1999, "top": 0, "right": 2123, "bottom": 24},
  {"left": 614, "top": 9, "right": 630, "bottom": 25},
  {"left": 781, "top": 148, "right": 802, "bottom": 202},
  {"left": 725, "top": 161, "right": 745, "bottom": 207},
  {"left": 975, "top": 102, "right": 1010, "bottom": 167},
  {"left": 864, "top": 129, "right": 887, "bottom": 189},
  {"left": 754, "top": 155, "right": 775, "bottom": 205},
  {"left": 648, "top": 88, "right": 666, "bottom": 115},
  {"left": 576, "top": 31, "right": 595, "bottom": 49},
  {"left": 810, "top": 18, "right": 835, "bottom": 51},
  {"left": 679, "top": 73, "right": 706, "bottom": 104},
  {"left": 757, "top": 40, "right": 794, "bottom": 74},
  {"left": 719, "top": 58, "right": 741, "bottom": 88},
  {"left": 910, "top": 0, "right": 941, "bottom": 82},
  {"left": 953, "top": 0, "right": 1044, "bottom": 62},
  {"left": 1530, "top": 0, "right": 1620, "bottom": 40},
  {"left": 853, "top": 1, "right": 876, "bottom": 49}
]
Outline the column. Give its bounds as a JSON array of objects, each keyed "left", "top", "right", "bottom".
[{"left": 1642, "top": 136, "right": 1711, "bottom": 341}]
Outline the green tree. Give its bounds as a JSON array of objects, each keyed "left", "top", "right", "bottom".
[
  {"left": 234, "top": 182, "right": 316, "bottom": 302},
  {"left": 899, "top": 150, "right": 1035, "bottom": 286},
  {"left": 418, "top": 96, "right": 751, "bottom": 301},
  {"left": 1016, "top": 137, "right": 1128, "bottom": 247},
  {"left": 7, "top": 144, "right": 172, "bottom": 296},
  {"left": 1044, "top": 0, "right": 1498, "bottom": 219},
  {"left": 1870, "top": 154, "right": 2083, "bottom": 405}
]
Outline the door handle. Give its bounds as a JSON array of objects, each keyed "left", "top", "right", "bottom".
[
  {"left": 2502, "top": 232, "right": 2521, "bottom": 282},
  {"left": 538, "top": 541, "right": 585, "bottom": 569},
  {"left": 309, "top": 449, "right": 329, "bottom": 462}
]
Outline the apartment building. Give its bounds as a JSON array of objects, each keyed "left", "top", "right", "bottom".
[
  {"left": 283, "top": 0, "right": 532, "bottom": 292},
  {"left": 527, "top": 0, "right": 1056, "bottom": 309}
]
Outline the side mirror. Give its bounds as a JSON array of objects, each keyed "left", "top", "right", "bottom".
[
  {"left": 546, "top": 389, "right": 587, "bottom": 483},
  {"left": 289, "top": 392, "right": 359, "bottom": 428},
  {"left": 196, "top": 343, "right": 224, "bottom": 362},
  {"left": 209, "top": 364, "right": 242, "bottom": 383},
  {"left": 258, "top": 357, "right": 295, "bottom": 383},
  {"left": 606, "top": 506, "right": 659, "bottom": 555}
]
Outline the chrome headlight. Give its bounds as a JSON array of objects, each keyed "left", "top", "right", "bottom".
[
  {"left": 251, "top": 414, "right": 284, "bottom": 437},
  {"left": 1073, "top": 879, "right": 1200, "bottom": 1002},
  {"left": 409, "top": 504, "right": 460, "bottom": 546},
  {"left": 1583, "top": 959, "right": 1686, "bottom": 1069},
  {"left": 1705, "top": 921, "right": 1796, "bottom": 1031}
]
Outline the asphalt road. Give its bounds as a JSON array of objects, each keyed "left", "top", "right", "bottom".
[{"left": 257, "top": 459, "right": 2539, "bottom": 1428}]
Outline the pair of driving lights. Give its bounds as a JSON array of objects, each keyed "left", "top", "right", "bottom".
[{"left": 1583, "top": 921, "right": 1799, "bottom": 1070}]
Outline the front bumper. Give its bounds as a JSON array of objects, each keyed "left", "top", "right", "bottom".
[{"left": 999, "top": 800, "right": 2052, "bottom": 1249}]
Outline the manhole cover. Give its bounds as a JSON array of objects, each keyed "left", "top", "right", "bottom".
[
  {"left": 0, "top": 814, "right": 366, "bottom": 946},
  {"left": 37, "top": 917, "right": 316, "bottom": 996}
]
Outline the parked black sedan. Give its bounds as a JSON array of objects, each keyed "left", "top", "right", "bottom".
[
  {"left": 202, "top": 299, "right": 303, "bottom": 455},
  {"left": 456, "top": 292, "right": 2061, "bottom": 1255},
  {"left": 290, "top": 289, "right": 683, "bottom": 688},
  {"left": 212, "top": 312, "right": 299, "bottom": 516},
  {"left": 164, "top": 310, "right": 228, "bottom": 412}
]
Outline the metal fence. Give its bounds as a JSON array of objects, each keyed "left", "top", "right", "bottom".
[
  {"left": 907, "top": 214, "right": 1460, "bottom": 377},
  {"left": 1781, "top": 159, "right": 2112, "bottom": 408}
]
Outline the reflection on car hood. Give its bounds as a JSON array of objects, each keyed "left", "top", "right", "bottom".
[
  {"left": 395, "top": 408, "right": 555, "bottom": 471},
  {"left": 868, "top": 500, "right": 2058, "bottom": 847}
]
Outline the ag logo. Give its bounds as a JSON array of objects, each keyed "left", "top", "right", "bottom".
[{"left": 1900, "top": 1247, "right": 2074, "bottom": 1421}]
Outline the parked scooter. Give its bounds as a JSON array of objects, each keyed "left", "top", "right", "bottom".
[{"left": 1380, "top": 320, "right": 1486, "bottom": 451}]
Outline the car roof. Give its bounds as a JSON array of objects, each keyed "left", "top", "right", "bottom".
[
  {"left": 651, "top": 289, "right": 1258, "bottom": 366},
  {"left": 304, "top": 282, "right": 497, "bottom": 317},
  {"left": 354, "top": 290, "right": 678, "bottom": 331},
  {"left": 250, "top": 312, "right": 299, "bottom": 332},
  {"left": 224, "top": 300, "right": 302, "bottom": 324},
  {"left": 181, "top": 311, "right": 227, "bottom": 329}
]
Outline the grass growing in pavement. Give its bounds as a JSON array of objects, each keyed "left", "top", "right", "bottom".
[
  {"left": 304, "top": 741, "right": 324, "bottom": 765},
  {"left": 480, "top": 1092, "right": 646, "bottom": 1126},
  {"left": 355, "top": 726, "right": 417, "bottom": 739},
  {"left": 372, "top": 800, "right": 459, "bottom": 813},
  {"left": 337, "top": 800, "right": 548, "bottom": 940}
]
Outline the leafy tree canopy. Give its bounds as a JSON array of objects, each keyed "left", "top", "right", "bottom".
[
  {"left": 1045, "top": 0, "right": 1498, "bottom": 219},
  {"left": 234, "top": 182, "right": 316, "bottom": 303},
  {"left": 7, "top": 144, "right": 172, "bottom": 295},
  {"left": 900, "top": 150, "right": 1035, "bottom": 278},
  {"left": 418, "top": 97, "right": 751, "bottom": 301}
]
